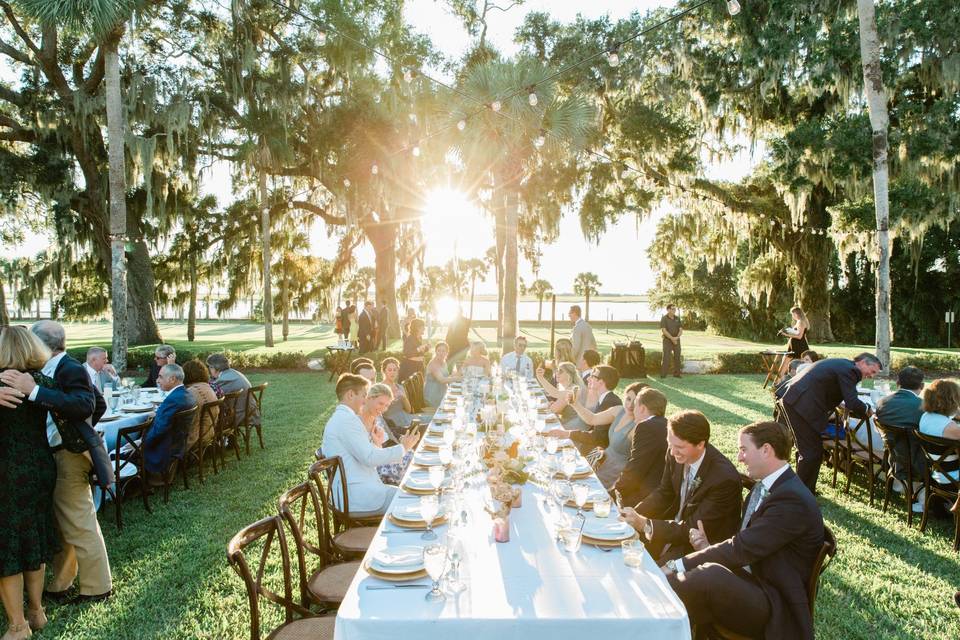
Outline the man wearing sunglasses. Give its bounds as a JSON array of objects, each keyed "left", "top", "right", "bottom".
[{"left": 142, "top": 345, "right": 176, "bottom": 388}]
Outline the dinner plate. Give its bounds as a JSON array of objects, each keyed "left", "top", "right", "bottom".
[
  {"left": 391, "top": 501, "right": 446, "bottom": 522},
  {"left": 413, "top": 452, "right": 446, "bottom": 466},
  {"left": 121, "top": 404, "right": 154, "bottom": 413},
  {"left": 402, "top": 473, "right": 450, "bottom": 492},
  {"left": 582, "top": 519, "right": 635, "bottom": 541},
  {"left": 363, "top": 557, "right": 429, "bottom": 581},
  {"left": 565, "top": 488, "right": 611, "bottom": 510},
  {"left": 371, "top": 545, "right": 425, "bottom": 573},
  {"left": 386, "top": 513, "right": 448, "bottom": 529}
]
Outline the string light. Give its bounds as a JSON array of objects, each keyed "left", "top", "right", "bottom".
[
  {"left": 412, "top": 145, "right": 421, "bottom": 157},
  {"left": 534, "top": 130, "right": 546, "bottom": 148},
  {"left": 457, "top": 119, "right": 466, "bottom": 131},
  {"left": 491, "top": 100, "right": 502, "bottom": 112},
  {"left": 408, "top": 112, "right": 418, "bottom": 123},
  {"left": 403, "top": 69, "right": 414, "bottom": 83},
  {"left": 527, "top": 88, "right": 539, "bottom": 106},
  {"left": 343, "top": 178, "right": 351, "bottom": 188},
  {"left": 607, "top": 48, "right": 620, "bottom": 68},
  {"left": 726, "top": 0, "right": 741, "bottom": 16},
  {"left": 371, "top": 163, "right": 379, "bottom": 175}
]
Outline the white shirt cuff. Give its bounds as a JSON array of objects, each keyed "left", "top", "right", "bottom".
[
  {"left": 28, "top": 385, "right": 40, "bottom": 402},
  {"left": 674, "top": 558, "right": 686, "bottom": 574}
]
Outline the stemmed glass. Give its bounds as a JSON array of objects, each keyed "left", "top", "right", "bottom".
[
  {"left": 438, "top": 445, "right": 453, "bottom": 466},
  {"left": 444, "top": 531, "right": 467, "bottom": 594},
  {"left": 572, "top": 482, "right": 590, "bottom": 517},
  {"left": 561, "top": 449, "right": 578, "bottom": 485},
  {"left": 545, "top": 436, "right": 559, "bottom": 456},
  {"left": 420, "top": 495, "right": 439, "bottom": 541},
  {"left": 442, "top": 427, "right": 456, "bottom": 447},
  {"left": 423, "top": 543, "right": 448, "bottom": 602}
]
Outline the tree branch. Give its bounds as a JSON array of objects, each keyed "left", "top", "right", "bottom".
[
  {"left": 0, "top": 84, "right": 26, "bottom": 106},
  {"left": 80, "top": 44, "right": 106, "bottom": 95},
  {"left": 288, "top": 200, "right": 347, "bottom": 226},
  {"left": 0, "top": 37, "right": 32, "bottom": 65},
  {"left": 0, "top": 2, "right": 41, "bottom": 58}
]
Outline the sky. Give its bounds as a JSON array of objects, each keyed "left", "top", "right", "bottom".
[{"left": 8, "top": 0, "right": 760, "bottom": 295}]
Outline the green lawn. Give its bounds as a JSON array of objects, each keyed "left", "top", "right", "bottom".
[
  {"left": 59, "top": 320, "right": 956, "bottom": 362},
  {"left": 8, "top": 372, "right": 957, "bottom": 639}
]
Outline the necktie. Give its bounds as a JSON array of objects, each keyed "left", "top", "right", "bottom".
[
  {"left": 675, "top": 465, "right": 694, "bottom": 521},
  {"left": 515, "top": 355, "right": 521, "bottom": 374},
  {"left": 741, "top": 482, "right": 767, "bottom": 530}
]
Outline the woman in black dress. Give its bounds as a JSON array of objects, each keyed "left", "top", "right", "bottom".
[
  {"left": 778, "top": 306, "right": 810, "bottom": 378},
  {"left": 398, "top": 318, "right": 428, "bottom": 382},
  {"left": 0, "top": 326, "right": 59, "bottom": 638}
]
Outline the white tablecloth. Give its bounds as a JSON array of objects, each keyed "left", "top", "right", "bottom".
[{"left": 335, "top": 388, "right": 691, "bottom": 640}]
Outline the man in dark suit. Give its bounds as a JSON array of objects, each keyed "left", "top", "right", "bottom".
[
  {"left": 341, "top": 302, "right": 355, "bottom": 341},
  {"left": 143, "top": 344, "right": 176, "bottom": 388},
  {"left": 377, "top": 300, "right": 390, "bottom": 351},
  {"left": 621, "top": 410, "right": 742, "bottom": 563},
  {"left": 876, "top": 366, "right": 926, "bottom": 507},
  {"left": 779, "top": 352, "right": 882, "bottom": 493},
  {"left": 662, "top": 421, "right": 825, "bottom": 640},
  {"left": 569, "top": 364, "right": 622, "bottom": 453},
  {"left": 615, "top": 387, "right": 669, "bottom": 506},
  {"left": 143, "top": 364, "right": 197, "bottom": 480},
  {"left": 0, "top": 320, "right": 113, "bottom": 603},
  {"left": 445, "top": 308, "right": 470, "bottom": 364},
  {"left": 357, "top": 300, "right": 376, "bottom": 353}
]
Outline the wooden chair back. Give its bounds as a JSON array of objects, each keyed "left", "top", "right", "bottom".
[
  {"left": 808, "top": 524, "right": 838, "bottom": 616},
  {"left": 873, "top": 420, "right": 917, "bottom": 525},
  {"left": 197, "top": 397, "right": 223, "bottom": 448},
  {"left": 277, "top": 482, "right": 335, "bottom": 605},
  {"left": 244, "top": 382, "right": 268, "bottom": 425},
  {"left": 221, "top": 389, "right": 243, "bottom": 430},
  {"left": 227, "top": 515, "right": 311, "bottom": 640},
  {"left": 170, "top": 405, "right": 199, "bottom": 461},
  {"left": 309, "top": 456, "right": 351, "bottom": 533}
]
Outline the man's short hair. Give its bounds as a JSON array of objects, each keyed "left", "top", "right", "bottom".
[
  {"left": 593, "top": 364, "right": 620, "bottom": 390},
  {"left": 86, "top": 346, "right": 107, "bottom": 360},
  {"left": 335, "top": 373, "right": 369, "bottom": 400},
  {"left": 380, "top": 356, "right": 400, "bottom": 372},
  {"left": 350, "top": 357, "right": 374, "bottom": 374},
  {"left": 636, "top": 387, "right": 668, "bottom": 417},
  {"left": 800, "top": 350, "right": 821, "bottom": 362},
  {"left": 896, "top": 366, "right": 924, "bottom": 392},
  {"left": 666, "top": 303, "right": 676, "bottom": 311},
  {"left": 582, "top": 349, "right": 601, "bottom": 367},
  {"left": 161, "top": 363, "right": 184, "bottom": 382},
  {"left": 569, "top": 305, "right": 582, "bottom": 317},
  {"left": 206, "top": 353, "right": 230, "bottom": 372},
  {"left": 668, "top": 410, "right": 710, "bottom": 445},
  {"left": 740, "top": 420, "right": 794, "bottom": 461},
  {"left": 31, "top": 320, "right": 66, "bottom": 352},
  {"left": 854, "top": 352, "right": 883, "bottom": 368},
  {"left": 155, "top": 344, "right": 176, "bottom": 359},
  {"left": 515, "top": 336, "right": 527, "bottom": 346}
]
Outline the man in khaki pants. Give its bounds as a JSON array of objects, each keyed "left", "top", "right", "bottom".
[{"left": 0, "top": 321, "right": 113, "bottom": 603}]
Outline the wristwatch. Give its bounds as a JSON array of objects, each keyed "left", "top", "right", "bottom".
[
  {"left": 665, "top": 559, "right": 685, "bottom": 575},
  {"left": 643, "top": 518, "right": 654, "bottom": 541}
]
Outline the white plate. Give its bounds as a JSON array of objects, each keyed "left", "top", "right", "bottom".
[
  {"left": 582, "top": 519, "right": 634, "bottom": 540},
  {"left": 121, "top": 404, "right": 154, "bottom": 412},
  {"left": 371, "top": 545, "right": 425, "bottom": 573},
  {"left": 404, "top": 472, "right": 449, "bottom": 489},
  {"left": 391, "top": 502, "right": 444, "bottom": 522}
]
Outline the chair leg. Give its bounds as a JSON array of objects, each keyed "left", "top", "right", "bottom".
[
  {"left": 920, "top": 487, "right": 932, "bottom": 533},
  {"left": 112, "top": 487, "right": 123, "bottom": 532},
  {"left": 243, "top": 427, "right": 252, "bottom": 455},
  {"left": 256, "top": 424, "right": 264, "bottom": 450},
  {"left": 831, "top": 448, "right": 839, "bottom": 488},
  {"left": 142, "top": 478, "right": 153, "bottom": 514},
  {"left": 906, "top": 487, "right": 914, "bottom": 528},
  {"left": 181, "top": 461, "right": 190, "bottom": 490},
  {"left": 881, "top": 475, "right": 891, "bottom": 513},
  {"left": 953, "top": 509, "right": 959, "bottom": 552},
  {"left": 867, "top": 464, "right": 876, "bottom": 506}
]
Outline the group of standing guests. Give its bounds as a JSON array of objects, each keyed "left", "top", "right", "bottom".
[{"left": 336, "top": 300, "right": 390, "bottom": 353}]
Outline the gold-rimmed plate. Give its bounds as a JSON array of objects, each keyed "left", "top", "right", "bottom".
[
  {"left": 582, "top": 532, "right": 639, "bottom": 548},
  {"left": 386, "top": 513, "right": 448, "bottom": 529},
  {"left": 363, "top": 558, "right": 429, "bottom": 582}
]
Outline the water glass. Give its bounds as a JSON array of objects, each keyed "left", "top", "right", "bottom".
[
  {"left": 594, "top": 496, "right": 612, "bottom": 518},
  {"left": 572, "top": 483, "right": 590, "bottom": 515},
  {"left": 420, "top": 495, "right": 439, "bottom": 541},
  {"left": 438, "top": 445, "right": 453, "bottom": 466},
  {"left": 444, "top": 532, "right": 467, "bottom": 594},
  {"left": 621, "top": 539, "right": 644, "bottom": 568},
  {"left": 559, "top": 526, "right": 582, "bottom": 553},
  {"left": 545, "top": 436, "right": 559, "bottom": 455},
  {"left": 423, "top": 543, "right": 448, "bottom": 602}
]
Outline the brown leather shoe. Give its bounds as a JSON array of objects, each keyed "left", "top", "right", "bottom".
[
  {"left": 42, "top": 587, "right": 76, "bottom": 604},
  {"left": 68, "top": 591, "right": 112, "bottom": 605}
]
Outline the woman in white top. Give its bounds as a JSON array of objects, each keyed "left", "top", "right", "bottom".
[
  {"left": 359, "top": 383, "right": 413, "bottom": 485},
  {"left": 919, "top": 379, "right": 960, "bottom": 439},
  {"left": 321, "top": 375, "right": 419, "bottom": 515},
  {"left": 461, "top": 341, "right": 491, "bottom": 378}
]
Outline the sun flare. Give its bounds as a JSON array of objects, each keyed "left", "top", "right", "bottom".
[{"left": 420, "top": 187, "right": 492, "bottom": 259}]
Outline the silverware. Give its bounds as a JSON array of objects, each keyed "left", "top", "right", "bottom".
[{"left": 365, "top": 584, "right": 430, "bottom": 590}]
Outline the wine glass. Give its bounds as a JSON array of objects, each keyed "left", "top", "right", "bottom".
[
  {"left": 438, "top": 445, "right": 453, "bottom": 466},
  {"left": 561, "top": 450, "right": 578, "bottom": 484},
  {"left": 419, "top": 495, "right": 439, "bottom": 541},
  {"left": 545, "top": 436, "right": 559, "bottom": 456},
  {"left": 444, "top": 532, "right": 467, "bottom": 594},
  {"left": 572, "top": 482, "right": 590, "bottom": 517},
  {"left": 442, "top": 427, "right": 456, "bottom": 447},
  {"left": 423, "top": 543, "right": 448, "bottom": 602},
  {"left": 428, "top": 465, "right": 445, "bottom": 492}
]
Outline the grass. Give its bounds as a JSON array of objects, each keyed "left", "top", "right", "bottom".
[
  {"left": 5, "top": 371, "right": 957, "bottom": 639},
  {"left": 58, "top": 320, "right": 957, "bottom": 362}
]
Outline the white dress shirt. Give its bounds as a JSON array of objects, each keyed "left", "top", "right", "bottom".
[
  {"left": 499, "top": 351, "right": 534, "bottom": 378},
  {"left": 27, "top": 351, "right": 68, "bottom": 447}
]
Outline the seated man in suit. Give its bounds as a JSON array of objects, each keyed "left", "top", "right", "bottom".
[
  {"left": 142, "top": 344, "right": 176, "bottom": 388},
  {"left": 569, "top": 364, "right": 622, "bottom": 453},
  {"left": 662, "top": 420, "right": 825, "bottom": 640},
  {"left": 620, "top": 410, "right": 741, "bottom": 563},
  {"left": 142, "top": 364, "right": 196, "bottom": 483},
  {"left": 84, "top": 347, "right": 120, "bottom": 392},
  {"left": 779, "top": 352, "right": 881, "bottom": 493},
  {"left": 206, "top": 352, "right": 259, "bottom": 428},
  {"left": 876, "top": 366, "right": 925, "bottom": 510},
  {"left": 615, "top": 387, "right": 670, "bottom": 506}
]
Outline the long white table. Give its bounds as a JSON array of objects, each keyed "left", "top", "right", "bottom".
[{"left": 335, "top": 384, "right": 691, "bottom": 640}]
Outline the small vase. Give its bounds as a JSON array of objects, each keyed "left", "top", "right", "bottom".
[{"left": 493, "top": 516, "right": 510, "bottom": 542}]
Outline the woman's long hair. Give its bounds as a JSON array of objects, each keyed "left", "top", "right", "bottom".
[{"left": 0, "top": 326, "right": 50, "bottom": 371}]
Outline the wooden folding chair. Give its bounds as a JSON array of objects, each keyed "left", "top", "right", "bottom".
[
  {"left": 142, "top": 405, "right": 197, "bottom": 507},
  {"left": 843, "top": 412, "right": 885, "bottom": 505},
  {"left": 240, "top": 382, "right": 268, "bottom": 454},
  {"left": 218, "top": 389, "right": 245, "bottom": 465},
  {"left": 873, "top": 421, "right": 917, "bottom": 526},
  {"left": 185, "top": 397, "right": 223, "bottom": 484},
  {"left": 102, "top": 418, "right": 152, "bottom": 531},
  {"left": 308, "top": 457, "right": 378, "bottom": 559},
  {"left": 914, "top": 431, "right": 960, "bottom": 550},
  {"left": 278, "top": 482, "right": 362, "bottom": 610},
  {"left": 227, "top": 515, "right": 336, "bottom": 640}
]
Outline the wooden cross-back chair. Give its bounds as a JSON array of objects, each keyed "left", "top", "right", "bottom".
[
  {"left": 142, "top": 405, "right": 197, "bottom": 508},
  {"left": 277, "top": 482, "right": 362, "bottom": 610},
  {"left": 185, "top": 397, "right": 223, "bottom": 485},
  {"left": 913, "top": 431, "right": 960, "bottom": 551},
  {"left": 843, "top": 410, "right": 886, "bottom": 505},
  {"left": 102, "top": 418, "right": 152, "bottom": 531},
  {"left": 218, "top": 389, "right": 244, "bottom": 466},
  {"left": 240, "top": 382, "right": 269, "bottom": 454},
  {"left": 307, "top": 457, "right": 378, "bottom": 559},
  {"left": 873, "top": 421, "right": 918, "bottom": 526},
  {"left": 227, "top": 515, "right": 335, "bottom": 640}
]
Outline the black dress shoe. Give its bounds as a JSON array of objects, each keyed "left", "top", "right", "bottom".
[
  {"left": 42, "top": 587, "right": 77, "bottom": 604},
  {"left": 69, "top": 591, "right": 112, "bottom": 605}
]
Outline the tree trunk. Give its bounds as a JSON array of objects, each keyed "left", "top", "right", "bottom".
[
  {"left": 259, "top": 171, "right": 274, "bottom": 347},
  {"left": 187, "top": 249, "right": 197, "bottom": 342},
  {"left": 105, "top": 43, "right": 129, "bottom": 371},
  {"left": 538, "top": 296, "right": 543, "bottom": 322},
  {"left": 125, "top": 240, "right": 163, "bottom": 345},
  {"left": 367, "top": 220, "right": 401, "bottom": 339},
  {"left": 281, "top": 262, "right": 289, "bottom": 341},
  {"left": 585, "top": 290, "right": 591, "bottom": 322},
  {"left": 789, "top": 237, "right": 835, "bottom": 343},
  {"left": 502, "top": 189, "right": 519, "bottom": 352},
  {"left": 469, "top": 276, "right": 477, "bottom": 320},
  {"left": 0, "top": 282, "right": 8, "bottom": 326},
  {"left": 494, "top": 200, "right": 506, "bottom": 339},
  {"left": 857, "top": 0, "right": 892, "bottom": 370}
]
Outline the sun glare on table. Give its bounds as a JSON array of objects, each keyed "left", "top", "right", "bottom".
[{"left": 420, "top": 187, "right": 491, "bottom": 259}]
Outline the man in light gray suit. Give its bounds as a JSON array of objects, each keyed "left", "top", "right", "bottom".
[
  {"left": 569, "top": 304, "right": 597, "bottom": 364},
  {"left": 84, "top": 347, "right": 120, "bottom": 392},
  {"left": 206, "top": 353, "right": 259, "bottom": 427}
]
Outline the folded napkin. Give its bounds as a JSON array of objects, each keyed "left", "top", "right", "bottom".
[
  {"left": 374, "top": 546, "right": 423, "bottom": 568},
  {"left": 583, "top": 520, "right": 632, "bottom": 538}
]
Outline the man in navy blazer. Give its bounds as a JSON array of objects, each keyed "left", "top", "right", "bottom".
[
  {"left": 615, "top": 388, "right": 670, "bottom": 506},
  {"left": 779, "top": 353, "right": 882, "bottom": 492},
  {"left": 143, "top": 364, "right": 196, "bottom": 477},
  {"left": 663, "top": 421, "right": 825, "bottom": 640},
  {"left": 876, "top": 366, "right": 926, "bottom": 502}
]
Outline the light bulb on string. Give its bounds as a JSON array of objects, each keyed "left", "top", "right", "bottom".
[
  {"left": 726, "top": 0, "right": 741, "bottom": 16},
  {"left": 528, "top": 90, "right": 539, "bottom": 107},
  {"left": 607, "top": 48, "right": 620, "bottom": 68},
  {"left": 317, "top": 30, "right": 327, "bottom": 45},
  {"left": 409, "top": 112, "right": 418, "bottom": 123},
  {"left": 287, "top": 200, "right": 293, "bottom": 209},
  {"left": 412, "top": 145, "right": 421, "bottom": 157},
  {"left": 491, "top": 100, "right": 502, "bottom": 112},
  {"left": 343, "top": 178, "right": 351, "bottom": 188},
  {"left": 457, "top": 119, "right": 466, "bottom": 131},
  {"left": 371, "top": 163, "right": 379, "bottom": 175},
  {"left": 534, "top": 130, "right": 546, "bottom": 149},
  {"left": 403, "top": 69, "right": 414, "bottom": 83}
]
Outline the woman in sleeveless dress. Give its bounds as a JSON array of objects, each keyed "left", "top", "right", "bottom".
[
  {"left": 0, "top": 326, "right": 60, "bottom": 639},
  {"left": 778, "top": 306, "right": 810, "bottom": 378},
  {"left": 460, "top": 342, "right": 491, "bottom": 378},
  {"left": 424, "top": 342, "right": 461, "bottom": 407}
]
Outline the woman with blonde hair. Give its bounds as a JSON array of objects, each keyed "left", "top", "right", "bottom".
[
  {"left": 778, "top": 306, "right": 810, "bottom": 378},
  {"left": 460, "top": 341, "right": 491, "bottom": 377},
  {"left": 0, "top": 326, "right": 58, "bottom": 638},
  {"left": 424, "top": 342, "right": 461, "bottom": 407},
  {"left": 536, "top": 361, "right": 586, "bottom": 428},
  {"left": 359, "top": 383, "right": 413, "bottom": 484}
]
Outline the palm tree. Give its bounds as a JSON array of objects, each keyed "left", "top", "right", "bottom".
[
  {"left": 574, "top": 272, "right": 601, "bottom": 321},
  {"left": 452, "top": 59, "right": 593, "bottom": 352},
  {"left": 17, "top": 0, "right": 138, "bottom": 370},
  {"left": 528, "top": 279, "right": 553, "bottom": 321},
  {"left": 460, "top": 257, "right": 489, "bottom": 320}
]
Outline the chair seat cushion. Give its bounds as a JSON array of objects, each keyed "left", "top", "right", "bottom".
[
  {"left": 333, "top": 527, "right": 376, "bottom": 553},
  {"left": 308, "top": 560, "right": 361, "bottom": 602},
  {"left": 267, "top": 616, "right": 336, "bottom": 640}
]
